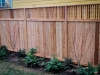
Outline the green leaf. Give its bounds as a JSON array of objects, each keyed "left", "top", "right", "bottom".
[
  {"left": 45, "top": 54, "right": 64, "bottom": 72},
  {"left": 77, "top": 62, "right": 98, "bottom": 75},
  {"left": 24, "top": 48, "right": 40, "bottom": 67}
]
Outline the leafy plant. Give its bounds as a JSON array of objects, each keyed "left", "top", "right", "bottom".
[
  {"left": 25, "top": 54, "right": 40, "bottom": 67},
  {"left": 45, "top": 54, "right": 64, "bottom": 72},
  {"left": 28, "top": 48, "right": 37, "bottom": 55},
  {"left": 17, "top": 49, "right": 26, "bottom": 57},
  {"left": 25, "top": 47, "right": 40, "bottom": 67},
  {"left": 17, "top": 49, "right": 26, "bottom": 62},
  {"left": 65, "top": 58, "right": 73, "bottom": 66},
  {"left": 0, "top": 45, "right": 8, "bottom": 60},
  {"left": 64, "top": 58, "right": 74, "bottom": 69},
  {"left": 77, "top": 62, "right": 98, "bottom": 75},
  {"left": 39, "top": 57, "right": 46, "bottom": 67}
]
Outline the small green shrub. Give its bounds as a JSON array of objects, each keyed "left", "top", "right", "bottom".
[
  {"left": 39, "top": 57, "right": 46, "bottom": 67},
  {"left": 45, "top": 54, "right": 64, "bottom": 72},
  {"left": 77, "top": 62, "right": 98, "bottom": 75},
  {"left": 25, "top": 47, "right": 40, "bottom": 67},
  {"left": 28, "top": 48, "right": 37, "bottom": 54},
  {"left": 25, "top": 54, "right": 40, "bottom": 67},
  {"left": 17, "top": 49, "right": 26, "bottom": 62},
  {"left": 65, "top": 58, "right": 73, "bottom": 66},
  {"left": 64, "top": 58, "right": 74, "bottom": 69},
  {"left": 0, "top": 45, "right": 8, "bottom": 60},
  {"left": 17, "top": 49, "right": 26, "bottom": 57}
]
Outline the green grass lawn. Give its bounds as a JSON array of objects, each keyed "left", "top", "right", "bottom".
[{"left": 0, "top": 61, "right": 54, "bottom": 75}]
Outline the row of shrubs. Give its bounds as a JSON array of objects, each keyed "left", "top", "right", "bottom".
[{"left": 0, "top": 45, "right": 100, "bottom": 75}]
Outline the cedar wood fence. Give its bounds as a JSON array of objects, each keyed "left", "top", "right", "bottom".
[{"left": 0, "top": 4, "right": 100, "bottom": 65}]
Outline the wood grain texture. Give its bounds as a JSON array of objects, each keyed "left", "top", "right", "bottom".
[
  {"left": 68, "top": 22, "right": 95, "bottom": 64},
  {"left": 0, "top": 4, "right": 100, "bottom": 65}
]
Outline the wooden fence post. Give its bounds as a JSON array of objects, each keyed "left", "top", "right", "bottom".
[
  {"left": 94, "top": 22, "right": 99, "bottom": 65},
  {"left": 24, "top": 8, "right": 28, "bottom": 51}
]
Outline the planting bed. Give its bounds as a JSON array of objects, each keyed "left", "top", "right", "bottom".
[
  {"left": 4, "top": 51, "right": 78, "bottom": 75},
  {"left": 0, "top": 46, "right": 99, "bottom": 75}
]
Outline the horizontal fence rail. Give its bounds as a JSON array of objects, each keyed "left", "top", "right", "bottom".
[{"left": 0, "top": 4, "right": 100, "bottom": 65}]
